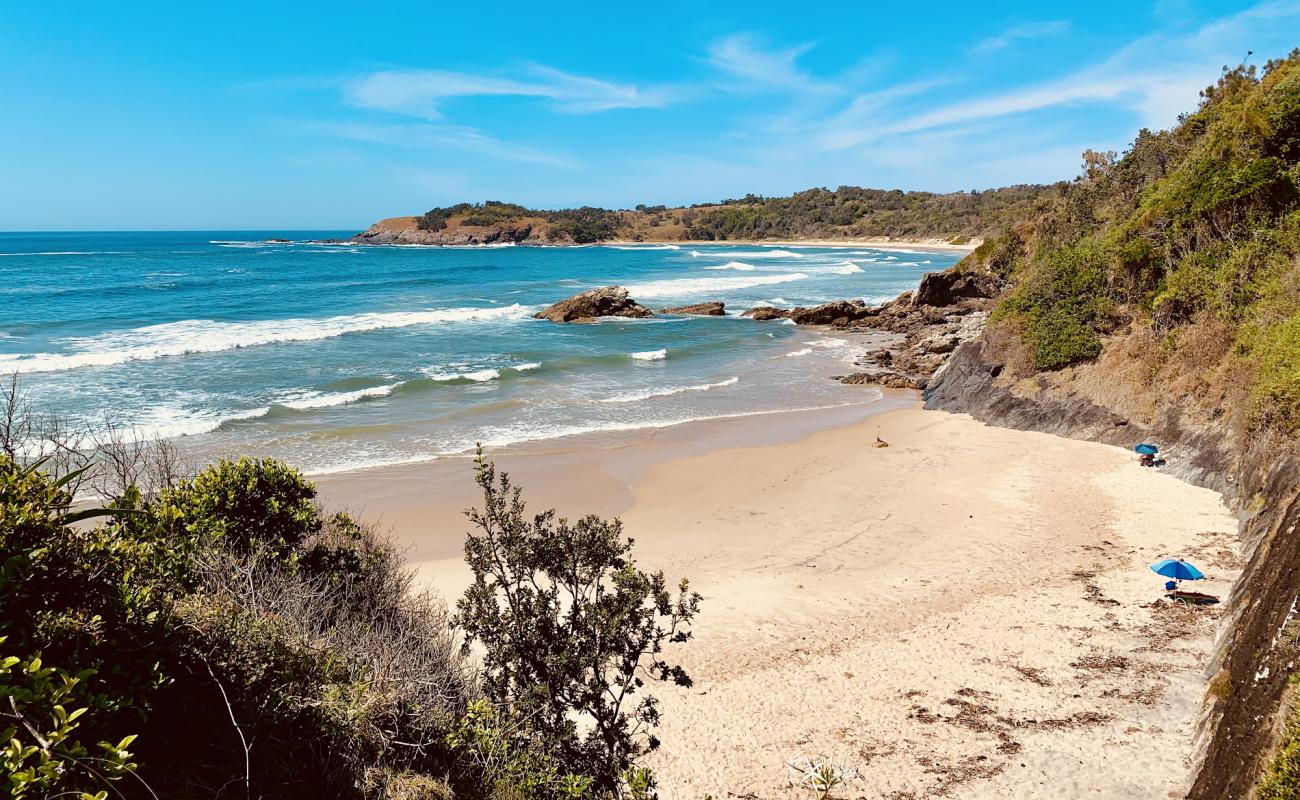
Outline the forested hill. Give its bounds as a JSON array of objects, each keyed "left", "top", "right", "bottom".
[
  {"left": 351, "top": 184, "right": 1053, "bottom": 246},
  {"left": 924, "top": 49, "right": 1300, "bottom": 799}
]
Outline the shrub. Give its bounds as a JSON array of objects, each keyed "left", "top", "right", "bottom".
[
  {"left": 158, "top": 457, "right": 320, "bottom": 560},
  {"left": 0, "top": 643, "right": 140, "bottom": 800},
  {"left": 995, "top": 241, "right": 1113, "bottom": 370},
  {"left": 457, "top": 451, "right": 701, "bottom": 796}
]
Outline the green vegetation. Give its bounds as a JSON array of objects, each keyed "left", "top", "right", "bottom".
[
  {"left": 1, "top": 402, "right": 697, "bottom": 798},
  {"left": 414, "top": 184, "right": 1052, "bottom": 244},
  {"left": 458, "top": 453, "right": 700, "bottom": 796},
  {"left": 417, "top": 202, "right": 622, "bottom": 244},
  {"left": 681, "top": 185, "right": 1050, "bottom": 241},
  {"left": 972, "top": 50, "right": 1300, "bottom": 431},
  {"left": 1257, "top": 679, "right": 1300, "bottom": 800}
]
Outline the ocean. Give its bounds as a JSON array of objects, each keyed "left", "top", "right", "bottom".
[{"left": 0, "top": 231, "right": 959, "bottom": 474}]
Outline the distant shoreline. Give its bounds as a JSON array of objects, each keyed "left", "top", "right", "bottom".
[
  {"left": 338, "top": 235, "right": 979, "bottom": 255},
  {"left": 604, "top": 238, "right": 980, "bottom": 254}
]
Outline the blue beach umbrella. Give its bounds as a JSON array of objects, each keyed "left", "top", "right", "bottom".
[
  {"left": 1150, "top": 559, "right": 1204, "bottom": 581},
  {"left": 1135, "top": 443, "right": 1159, "bottom": 455}
]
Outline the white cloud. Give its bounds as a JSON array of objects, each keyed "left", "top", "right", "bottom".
[
  {"left": 343, "top": 65, "right": 675, "bottom": 120},
  {"left": 819, "top": 0, "right": 1300, "bottom": 151},
  {"left": 971, "top": 20, "right": 1072, "bottom": 54},
  {"left": 706, "top": 34, "right": 833, "bottom": 94}
]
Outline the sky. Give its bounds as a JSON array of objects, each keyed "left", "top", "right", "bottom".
[{"left": 1, "top": 0, "right": 1298, "bottom": 230}]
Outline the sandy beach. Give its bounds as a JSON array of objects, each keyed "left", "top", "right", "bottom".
[{"left": 317, "top": 404, "right": 1238, "bottom": 799}]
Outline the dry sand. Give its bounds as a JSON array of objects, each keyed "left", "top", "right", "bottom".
[{"left": 317, "top": 406, "right": 1239, "bottom": 799}]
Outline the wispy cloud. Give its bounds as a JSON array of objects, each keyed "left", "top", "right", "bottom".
[
  {"left": 818, "top": 1, "right": 1300, "bottom": 152},
  {"left": 307, "top": 121, "right": 574, "bottom": 167},
  {"left": 706, "top": 34, "right": 834, "bottom": 94},
  {"left": 970, "top": 20, "right": 1071, "bottom": 54},
  {"left": 343, "top": 65, "right": 675, "bottom": 120}
]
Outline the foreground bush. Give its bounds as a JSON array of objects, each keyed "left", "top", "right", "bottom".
[
  {"left": 2, "top": 443, "right": 700, "bottom": 799},
  {"left": 1, "top": 455, "right": 476, "bottom": 798},
  {"left": 457, "top": 451, "right": 701, "bottom": 797}
]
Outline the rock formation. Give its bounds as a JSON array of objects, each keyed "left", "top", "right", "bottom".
[
  {"left": 534, "top": 286, "right": 654, "bottom": 323},
  {"left": 660, "top": 301, "right": 726, "bottom": 316}
]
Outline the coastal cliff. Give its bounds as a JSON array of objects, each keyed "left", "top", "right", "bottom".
[{"left": 914, "top": 51, "right": 1300, "bottom": 798}]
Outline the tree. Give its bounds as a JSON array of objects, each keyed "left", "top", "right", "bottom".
[{"left": 456, "top": 451, "right": 701, "bottom": 796}]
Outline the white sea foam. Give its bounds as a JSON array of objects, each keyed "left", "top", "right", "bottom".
[
  {"left": 426, "top": 368, "right": 501, "bottom": 382},
  {"left": 630, "top": 349, "right": 667, "bottom": 361},
  {"left": 827, "top": 262, "right": 863, "bottom": 275},
  {"left": 470, "top": 402, "right": 864, "bottom": 451},
  {"left": 600, "top": 377, "right": 739, "bottom": 403},
  {"left": 606, "top": 244, "right": 680, "bottom": 251},
  {"left": 305, "top": 453, "right": 437, "bottom": 476},
  {"left": 0, "top": 304, "right": 529, "bottom": 374},
  {"left": 513, "top": 362, "right": 541, "bottom": 372},
  {"left": 779, "top": 318, "right": 797, "bottom": 325},
  {"left": 623, "top": 272, "right": 809, "bottom": 298},
  {"left": 276, "top": 383, "right": 399, "bottom": 410},
  {"left": 701, "top": 261, "right": 756, "bottom": 271},
  {"left": 785, "top": 347, "right": 814, "bottom": 357},
  {"left": 812, "top": 338, "right": 850, "bottom": 348},
  {"left": 691, "top": 250, "right": 802, "bottom": 259},
  {"left": 132, "top": 405, "right": 270, "bottom": 439}
]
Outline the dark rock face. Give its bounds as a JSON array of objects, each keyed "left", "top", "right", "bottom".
[
  {"left": 661, "top": 301, "right": 725, "bottom": 316},
  {"left": 741, "top": 306, "right": 790, "bottom": 321},
  {"left": 912, "top": 270, "right": 1002, "bottom": 307},
  {"left": 787, "top": 300, "right": 870, "bottom": 326},
  {"left": 533, "top": 286, "right": 654, "bottom": 323},
  {"left": 923, "top": 340, "right": 1233, "bottom": 490}
]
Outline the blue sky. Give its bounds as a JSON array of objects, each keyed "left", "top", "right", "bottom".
[{"left": 2, "top": 0, "right": 1298, "bottom": 230}]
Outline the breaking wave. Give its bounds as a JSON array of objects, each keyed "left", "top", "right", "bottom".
[
  {"left": 623, "top": 272, "right": 809, "bottom": 299},
  {"left": 600, "top": 377, "right": 739, "bottom": 403},
  {"left": 0, "top": 304, "right": 529, "bottom": 374}
]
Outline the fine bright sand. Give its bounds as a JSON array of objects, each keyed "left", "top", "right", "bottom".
[{"left": 317, "top": 407, "right": 1239, "bottom": 799}]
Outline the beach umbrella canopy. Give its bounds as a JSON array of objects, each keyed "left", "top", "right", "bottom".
[
  {"left": 1135, "top": 443, "right": 1159, "bottom": 455},
  {"left": 1150, "top": 559, "right": 1204, "bottom": 581}
]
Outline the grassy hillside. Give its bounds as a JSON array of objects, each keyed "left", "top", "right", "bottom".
[
  {"left": 963, "top": 50, "right": 1300, "bottom": 437},
  {"left": 407, "top": 184, "right": 1054, "bottom": 244}
]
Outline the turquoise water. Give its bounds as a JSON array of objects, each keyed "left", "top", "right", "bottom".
[{"left": 0, "top": 232, "right": 958, "bottom": 473}]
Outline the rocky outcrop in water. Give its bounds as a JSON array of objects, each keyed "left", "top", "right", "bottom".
[
  {"left": 661, "top": 301, "right": 725, "bottom": 316},
  {"left": 534, "top": 286, "right": 654, "bottom": 323}
]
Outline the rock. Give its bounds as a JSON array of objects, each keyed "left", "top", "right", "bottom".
[
  {"left": 836, "top": 371, "right": 928, "bottom": 390},
  {"left": 661, "top": 301, "right": 725, "bottom": 316},
  {"left": 741, "top": 306, "right": 790, "bottom": 321},
  {"left": 919, "top": 334, "right": 961, "bottom": 355},
  {"left": 534, "top": 286, "right": 654, "bottom": 323},
  {"left": 912, "top": 270, "right": 1002, "bottom": 307},
  {"left": 788, "top": 301, "right": 872, "bottom": 326}
]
